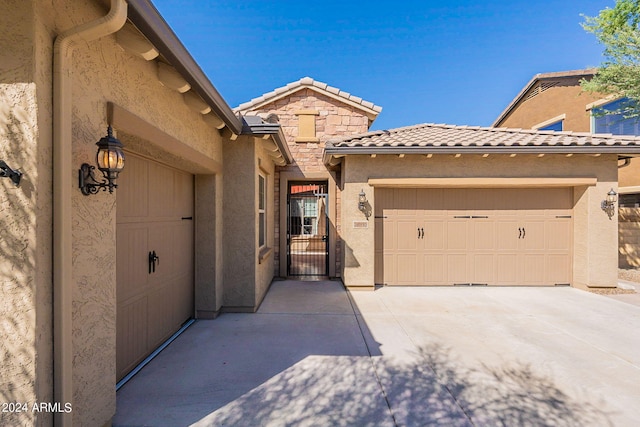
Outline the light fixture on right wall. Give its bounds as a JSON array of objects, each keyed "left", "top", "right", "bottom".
[{"left": 601, "top": 188, "right": 617, "bottom": 220}]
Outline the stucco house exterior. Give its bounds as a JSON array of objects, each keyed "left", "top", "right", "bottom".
[
  {"left": 1, "top": 0, "right": 292, "bottom": 425},
  {"left": 493, "top": 69, "right": 640, "bottom": 267},
  {"left": 5, "top": 2, "right": 640, "bottom": 426},
  {"left": 235, "top": 77, "right": 382, "bottom": 281}
]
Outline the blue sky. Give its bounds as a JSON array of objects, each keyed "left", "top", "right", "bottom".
[{"left": 151, "top": 0, "right": 612, "bottom": 131}]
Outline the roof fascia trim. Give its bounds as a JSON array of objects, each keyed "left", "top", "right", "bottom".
[
  {"left": 367, "top": 177, "right": 597, "bottom": 188},
  {"left": 127, "top": 0, "right": 242, "bottom": 135}
]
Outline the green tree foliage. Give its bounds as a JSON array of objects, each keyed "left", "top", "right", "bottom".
[{"left": 581, "top": 0, "right": 640, "bottom": 117}]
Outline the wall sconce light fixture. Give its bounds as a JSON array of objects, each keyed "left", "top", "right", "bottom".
[
  {"left": 358, "top": 189, "right": 367, "bottom": 212},
  {"left": 601, "top": 188, "right": 617, "bottom": 219},
  {"left": 79, "top": 126, "right": 125, "bottom": 195},
  {"left": 0, "top": 160, "right": 22, "bottom": 186}
]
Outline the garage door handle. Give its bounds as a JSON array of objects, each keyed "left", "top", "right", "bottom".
[
  {"left": 149, "top": 251, "right": 159, "bottom": 274},
  {"left": 518, "top": 227, "right": 522, "bottom": 239},
  {"left": 522, "top": 227, "right": 525, "bottom": 238},
  {"left": 454, "top": 215, "right": 471, "bottom": 219},
  {"left": 420, "top": 228, "right": 424, "bottom": 239}
]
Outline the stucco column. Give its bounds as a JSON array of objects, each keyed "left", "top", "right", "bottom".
[
  {"left": 586, "top": 182, "right": 619, "bottom": 287},
  {"left": 341, "top": 181, "right": 375, "bottom": 288}
]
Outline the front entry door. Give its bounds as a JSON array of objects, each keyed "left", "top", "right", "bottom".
[{"left": 287, "top": 182, "right": 329, "bottom": 276}]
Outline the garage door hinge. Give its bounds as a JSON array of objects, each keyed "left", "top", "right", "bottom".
[
  {"left": 374, "top": 215, "right": 387, "bottom": 219},
  {"left": 555, "top": 215, "right": 572, "bottom": 218},
  {"left": 554, "top": 283, "right": 571, "bottom": 287}
]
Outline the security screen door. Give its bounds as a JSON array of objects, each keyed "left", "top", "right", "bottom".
[{"left": 287, "top": 182, "right": 329, "bottom": 276}]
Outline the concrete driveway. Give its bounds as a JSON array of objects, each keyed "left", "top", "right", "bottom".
[{"left": 114, "top": 281, "right": 640, "bottom": 426}]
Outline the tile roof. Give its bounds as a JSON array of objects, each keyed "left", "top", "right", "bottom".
[
  {"left": 325, "top": 122, "right": 640, "bottom": 155},
  {"left": 492, "top": 68, "right": 597, "bottom": 127},
  {"left": 234, "top": 77, "right": 383, "bottom": 116}
]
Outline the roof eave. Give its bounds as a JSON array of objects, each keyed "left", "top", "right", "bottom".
[
  {"left": 324, "top": 146, "right": 640, "bottom": 157},
  {"left": 127, "top": 0, "right": 243, "bottom": 135}
]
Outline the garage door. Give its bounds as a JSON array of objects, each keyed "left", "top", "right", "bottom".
[
  {"left": 116, "top": 154, "right": 194, "bottom": 381},
  {"left": 375, "top": 188, "right": 572, "bottom": 286}
]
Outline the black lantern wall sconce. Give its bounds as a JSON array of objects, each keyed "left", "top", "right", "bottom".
[
  {"left": 601, "top": 188, "right": 617, "bottom": 219},
  {"left": 79, "top": 126, "right": 125, "bottom": 195},
  {"left": 0, "top": 160, "right": 22, "bottom": 186}
]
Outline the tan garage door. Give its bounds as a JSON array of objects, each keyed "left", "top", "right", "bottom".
[
  {"left": 375, "top": 188, "right": 572, "bottom": 286},
  {"left": 116, "top": 154, "right": 194, "bottom": 381}
]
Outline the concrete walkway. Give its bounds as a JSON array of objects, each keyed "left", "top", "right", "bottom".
[{"left": 114, "top": 281, "right": 640, "bottom": 426}]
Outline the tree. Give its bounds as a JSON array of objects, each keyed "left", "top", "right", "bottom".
[{"left": 581, "top": 0, "right": 640, "bottom": 118}]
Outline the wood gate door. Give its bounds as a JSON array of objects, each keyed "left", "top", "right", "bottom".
[
  {"left": 287, "top": 182, "right": 329, "bottom": 276},
  {"left": 116, "top": 154, "right": 194, "bottom": 381}
]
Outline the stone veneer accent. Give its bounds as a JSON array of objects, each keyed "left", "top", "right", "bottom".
[{"left": 244, "top": 88, "right": 372, "bottom": 277}]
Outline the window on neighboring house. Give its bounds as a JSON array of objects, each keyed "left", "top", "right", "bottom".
[
  {"left": 539, "top": 120, "right": 563, "bottom": 131},
  {"left": 593, "top": 97, "right": 640, "bottom": 135},
  {"left": 258, "top": 174, "right": 266, "bottom": 247}
]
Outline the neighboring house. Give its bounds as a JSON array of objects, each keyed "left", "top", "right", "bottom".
[
  {"left": 493, "top": 69, "right": 640, "bottom": 267},
  {"left": 1, "top": 0, "right": 292, "bottom": 425},
  {"left": 235, "top": 77, "right": 382, "bottom": 280}
]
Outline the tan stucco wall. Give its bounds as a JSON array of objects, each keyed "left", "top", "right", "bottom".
[
  {"left": 242, "top": 88, "right": 372, "bottom": 277},
  {"left": 498, "top": 77, "right": 601, "bottom": 132},
  {"left": 1, "top": 1, "right": 54, "bottom": 426},
  {"left": 0, "top": 1, "right": 228, "bottom": 425},
  {"left": 341, "top": 154, "right": 618, "bottom": 289},
  {"left": 222, "top": 136, "right": 278, "bottom": 311}
]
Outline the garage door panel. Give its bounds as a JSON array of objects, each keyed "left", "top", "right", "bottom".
[
  {"left": 496, "top": 254, "right": 518, "bottom": 284},
  {"left": 396, "top": 255, "right": 419, "bottom": 284},
  {"left": 546, "top": 254, "right": 571, "bottom": 284},
  {"left": 147, "top": 284, "right": 174, "bottom": 349},
  {"left": 547, "top": 220, "right": 572, "bottom": 251},
  {"left": 521, "top": 254, "right": 546, "bottom": 285},
  {"left": 474, "top": 221, "right": 495, "bottom": 251},
  {"left": 117, "top": 154, "right": 194, "bottom": 381},
  {"left": 447, "top": 220, "right": 470, "bottom": 250},
  {"left": 423, "top": 221, "right": 445, "bottom": 250},
  {"left": 378, "top": 187, "right": 572, "bottom": 287},
  {"left": 521, "top": 220, "right": 546, "bottom": 251},
  {"left": 383, "top": 253, "right": 394, "bottom": 284},
  {"left": 148, "top": 162, "right": 175, "bottom": 218},
  {"left": 472, "top": 254, "right": 494, "bottom": 284},
  {"left": 116, "top": 295, "right": 148, "bottom": 377},
  {"left": 496, "top": 221, "right": 519, "bottom": 250},
  {"left": 117, "top": 225, "right": 148, "bottom": 302},
  {"left": 117, "top": 155, "right": 148, "bottom": 219},
  {"left": 148, "top": 225, "right": 176, "bottom": 280},
  {"left": 448, "top": 254, "right": 468, "bottom": 283},
  {"left": 423, "top": 254, "right": 445, "bottom": 284},
  {"left": 396, "top": 220, "right": 420, "bottom": 251}
]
